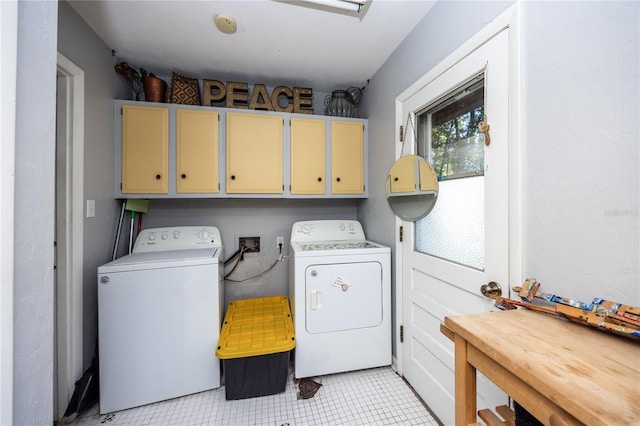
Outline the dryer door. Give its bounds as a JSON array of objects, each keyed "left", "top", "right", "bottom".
[{"left": 305, "top": 261, "right": 382, "bottom": 333}]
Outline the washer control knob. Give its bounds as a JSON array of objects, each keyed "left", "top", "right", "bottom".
[
  {"left": 198, "top": 229, "right": 210, "bottom": 240},
  {"left": 173, "top": 231, "right": 181, "bottom": 239},
  {"left": 161, "top": 232, "right": 168, "bottom": 240},
  {"left": 148, "top": 233, "right": 156, "bottom": 241},
  {"left": 301, "top": 224, "right": 312, "bottom": 234}
]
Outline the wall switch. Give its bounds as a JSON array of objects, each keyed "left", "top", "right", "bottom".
[
  {"left": 276, "top": 236, "right": 284, "bottom": 248},
  {"left": 86, "top": 199, "right": 95, "bottom": 218}
]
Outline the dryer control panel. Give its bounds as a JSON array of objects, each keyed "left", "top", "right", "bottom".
[
  {"left": 134, "top": 226, "right": 222, "bottom": 252},
  {"left": 290, "top": 220, "right": 365, "bottom": 243}
]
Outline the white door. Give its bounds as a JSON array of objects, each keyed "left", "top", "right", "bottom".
[{"left": 399, "top": 28, "right": 511, "bottom": 425}]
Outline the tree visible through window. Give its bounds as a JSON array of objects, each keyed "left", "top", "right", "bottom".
[{"left": 417, "top": 78, "right": 485, "bottom": 180}]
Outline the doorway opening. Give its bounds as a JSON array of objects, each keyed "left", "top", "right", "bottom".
[{"left": 55, "top": 53, "right": 84, "bottom": 421}]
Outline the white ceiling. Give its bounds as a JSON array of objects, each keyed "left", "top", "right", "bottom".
[{"left": 68, "top": 0, "right": 436, "bottom": 92}]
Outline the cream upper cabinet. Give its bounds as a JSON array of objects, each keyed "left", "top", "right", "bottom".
[
  {"left": 121, "top": 104, "right": 169, "bottom": 194},
  {"left": 115, "top": 101, "right": 367, "bottom": 198},
  {"left": 176, "top": 109, "right": 219, "bottom": 193},
  {"left": 331, "top": 120, "right": 364, "bottom": 195},
  {"left": 290, "top": 117, "right": 326, "bottom": 195},
  {"left": 226, "top": 112, "right": 284, "bottom": 194}
]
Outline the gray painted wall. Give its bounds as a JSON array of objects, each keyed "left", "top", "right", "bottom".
[
  {"left": 14, "top": 1, "right": 58, "bottom": 424},
  {"left": 519, "top": 1, "right": 639, "bottom": 304}
]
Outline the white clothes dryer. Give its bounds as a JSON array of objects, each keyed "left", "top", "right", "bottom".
[
  {"left": 97, "top": 226, "right": 223, "bottom": 414},
  {"left": 288, "top": 220, "right": 391, "bottom": 379}
]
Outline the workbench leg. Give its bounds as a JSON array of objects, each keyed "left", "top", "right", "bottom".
[{"left": 454, "top": 334, "right": 476, "bottom": 426}]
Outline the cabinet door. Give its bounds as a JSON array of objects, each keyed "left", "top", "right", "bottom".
[
  {"left": 290, "top": 117, "right": 325, "bottom": 195},
  {"left": 226, "top": 112, "right": 283, "bottom": 194},
  {"left": 176, "top": 109, "right": 219, "bottom": 193},
  {"left": 122, "top": 105, "right": 168, "bottom": 194},
  {"left": 331, "top": 120, "right": 364, "bottom": 194}
]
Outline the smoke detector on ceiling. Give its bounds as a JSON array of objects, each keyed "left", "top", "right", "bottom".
[{"left": 214, "top": 14, "right": 237, "bottom": 34}]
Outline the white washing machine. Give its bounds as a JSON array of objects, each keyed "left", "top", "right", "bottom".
[
  {"left": 97, "top": 226, "right": 223, "bottom": 414},
  {"left": 288, "top": 220, "right": 391, "bottom": 379}
]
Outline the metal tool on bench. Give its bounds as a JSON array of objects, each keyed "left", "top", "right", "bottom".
[{"left": 485, "top": 278, "right": 640, "bottom": 341}]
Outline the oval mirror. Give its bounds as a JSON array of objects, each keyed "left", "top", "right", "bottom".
[{"left": 385, "top": 155, "right": 439, "bottom": 221}]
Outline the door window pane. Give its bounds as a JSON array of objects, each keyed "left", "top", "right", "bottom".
[
  {"left": 417, "top": 78, "right": 485, "bottom": 180},
  {"left": 416, "top": 177, "right": 484, "bottom": 270},
  {"left": 415, "top": 77, "right": 485, "bottom": 270}
]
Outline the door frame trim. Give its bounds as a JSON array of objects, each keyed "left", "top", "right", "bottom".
[
  {"left": 0, "top": 2, "right": 18, "bottom": 424},
  {"left": 55, "top": 52, "right": 84, "bottom": 420},
  {"left": 393, "top": 5, "right": 521, "bottom": 376}
]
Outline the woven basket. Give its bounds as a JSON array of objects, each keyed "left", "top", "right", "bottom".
[{"left": 166, "top": 72, "right": 200, "bottom": 105}]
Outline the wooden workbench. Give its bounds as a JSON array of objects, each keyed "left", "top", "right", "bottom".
[{"left": 442, "top": 309, "right": 640, "bottom": 426}]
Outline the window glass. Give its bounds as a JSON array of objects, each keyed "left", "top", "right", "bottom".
[
  {"left": 417, "top": 78, "right": 485, "bottom": 180},
  {"left": 415, "top": 77, "right": 485, "bottom": 270}
]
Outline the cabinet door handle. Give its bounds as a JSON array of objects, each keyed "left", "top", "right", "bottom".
[
  {"left": 155, "top": 174, "right": 161, "bottom": 180},
  {"left": 317, "top": 177, "right": 322, "bottom": 182},
  {"left": 336, "top": 177, "right": 341, "bottom": 182},
  {"left": 394, "top": 177, "right": 399, "bottom": 181},
  {"left": 230, "top": 175, "right": 236, "bottom": 180},
  {"left": 181, "top": 173, "right": 187, "bottom": 179}
]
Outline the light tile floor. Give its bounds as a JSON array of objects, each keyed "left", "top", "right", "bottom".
[{"left": 68, "top": 367, "right": 441, "bottom": 426}]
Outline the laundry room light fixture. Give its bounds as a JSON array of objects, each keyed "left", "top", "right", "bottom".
[
  {"left": 283, "top": 0, "right": 370, "bottom": 17},
  {"left": 307, "top": 0, "right": 365, "bottom": 12}
]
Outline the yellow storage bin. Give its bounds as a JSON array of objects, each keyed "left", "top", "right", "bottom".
[{"left": 216, "top": 295, "right": 295, "bottom": 400}]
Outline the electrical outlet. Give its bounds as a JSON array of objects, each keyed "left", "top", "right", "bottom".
[
  {"left": 239, "top": 236, "right": 260, "bottom": 253},
  {"left": 276, "top": 236, "right": 284, "bottom": 248}
]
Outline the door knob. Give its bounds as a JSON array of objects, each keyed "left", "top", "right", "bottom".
[{"left": 480, "top": 281, "right": 502, "bottom": 297}]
